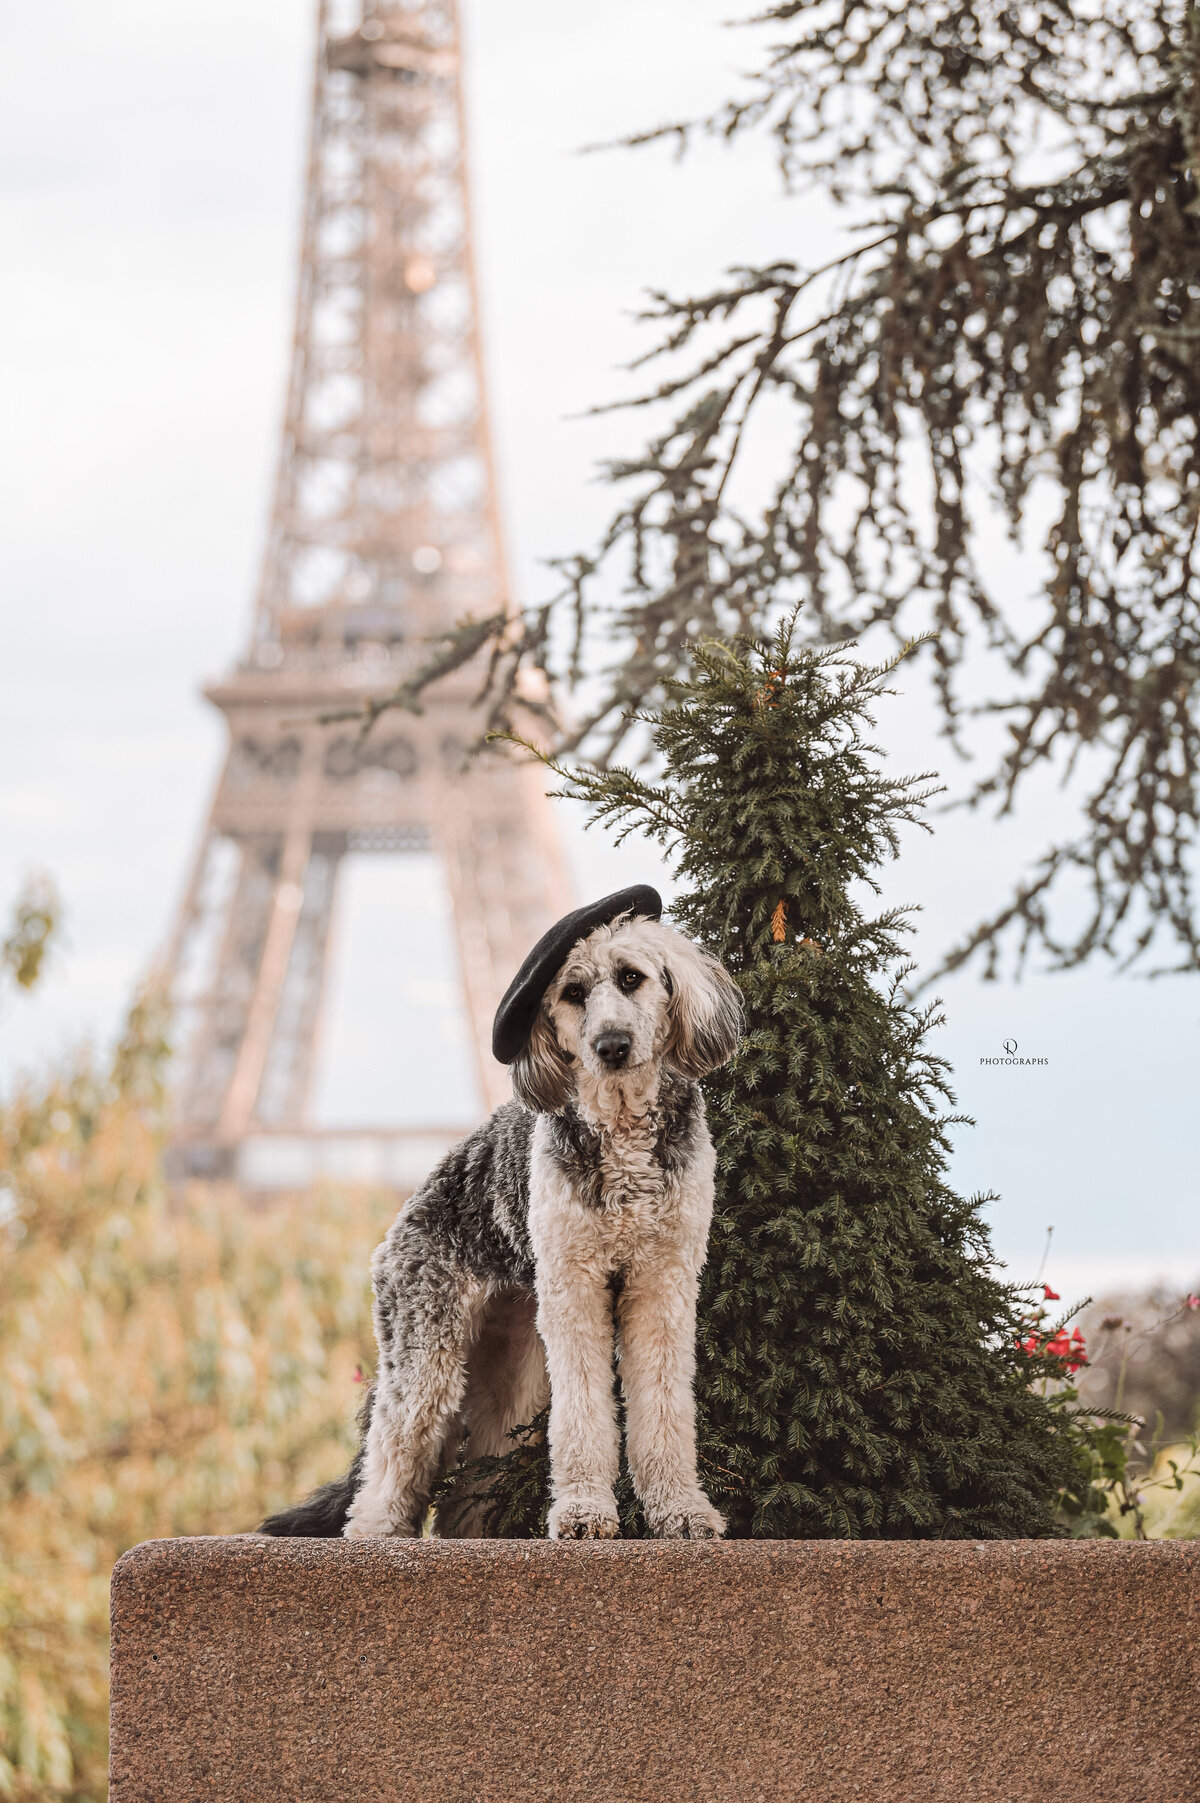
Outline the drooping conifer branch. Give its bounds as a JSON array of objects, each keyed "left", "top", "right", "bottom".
[{"left": 357, "top": 0, "right": 1200, "bottom": 977}]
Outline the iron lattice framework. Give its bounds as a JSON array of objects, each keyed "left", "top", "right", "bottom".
[{"left": 167, "top": 0, "right": 570, "bottom": 1187}]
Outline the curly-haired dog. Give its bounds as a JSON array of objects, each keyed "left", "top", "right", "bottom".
[{"left": 261, "top": 887, "right": 742, "bottom": 1542}]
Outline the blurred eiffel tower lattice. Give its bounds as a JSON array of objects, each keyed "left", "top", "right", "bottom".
[{"left": 165, "top": 0, "right": 570, "bottom": 1190}]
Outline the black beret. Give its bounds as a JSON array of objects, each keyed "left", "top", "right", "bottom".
[{"left": 492, "top": 884, "right": 663, "bottom": 1064}]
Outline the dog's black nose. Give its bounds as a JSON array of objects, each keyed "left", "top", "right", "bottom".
[{"left": 594, "top": 1031, "right": 632, "bottom": 1067}]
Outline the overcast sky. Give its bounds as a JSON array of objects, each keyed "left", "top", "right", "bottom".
[{"left": 1, "top": 0, "right": 1195, "bottom": 1295}]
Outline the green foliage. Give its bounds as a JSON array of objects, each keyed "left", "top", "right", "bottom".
[
  {"left": 434, "top": 1410, "right": 551, "bottom": 1538},
  {"left": 1051, "top": 1387, "right": 1200, "bottom": 1540},
  {"left": 483, "top": 619, "right": 1084, "bottom": 1537},
  {"left": 1054, "top": 1398, "right": 1141, "bottom": 1539},
  {"left": 1127, "top": 1435, "right": 1200, "bottom": 1536}
]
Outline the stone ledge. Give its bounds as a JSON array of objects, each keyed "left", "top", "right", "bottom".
[{"left": 110, "top": 1537, "right": 1198, "bottom": 1802}]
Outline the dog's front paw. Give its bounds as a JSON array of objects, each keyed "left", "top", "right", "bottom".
[
  {"left": 548, "top": 1494, "right": 620, "bottom": 1541},
  {"left": 343, "top": 1503, "right": 419, "bottom": 1540},
  {"left": 646, "top": 1496, "right": 726, "bottom": 1541}
]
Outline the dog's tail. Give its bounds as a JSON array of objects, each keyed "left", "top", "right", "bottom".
[{"left": 258, "top": 1385, "right": 372, "bottom": 1538}]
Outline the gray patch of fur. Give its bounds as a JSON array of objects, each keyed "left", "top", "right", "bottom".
[
  {"left": 378, "top": 1101, "right": 537, "bottom": 1293},
  {"left": 543, "top": 1074, "right": 704, "bottom": 1210}
]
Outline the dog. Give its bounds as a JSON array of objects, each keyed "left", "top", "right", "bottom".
[{"left": 260, "top": 888, "right": 742, "bottom": 1542}]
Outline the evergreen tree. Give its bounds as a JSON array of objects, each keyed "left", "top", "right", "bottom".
[{"left": 476, "top": 619, "right": 1078, "bottom": 1538}]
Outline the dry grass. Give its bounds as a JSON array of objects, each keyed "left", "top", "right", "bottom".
[{"left": 0, "top": 1007, "right": 388, "bottom": 1801}]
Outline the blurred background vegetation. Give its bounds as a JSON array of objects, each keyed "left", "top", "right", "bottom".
[{"left": 0, "top": 891, "right": 382, "bottom": 1800}]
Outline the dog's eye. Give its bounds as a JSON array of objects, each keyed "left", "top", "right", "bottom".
[
  {"left": 617, "top": 968, "right": 644, "bottom": 992},
  {"left": 561, "top": 983, "right": 586, "bottom": 1006}
]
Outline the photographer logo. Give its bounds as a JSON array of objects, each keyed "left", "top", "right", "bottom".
[{"left": 981, "top": 1038, "right": 1049, "bottom": 1068}]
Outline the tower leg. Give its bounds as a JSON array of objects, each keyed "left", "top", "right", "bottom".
[
  {"left": 255, "top": 838, "right": 342, "bottom": 1128},
  {"left": 218, "top": 823, "right": 313, "bottom": 1143}
]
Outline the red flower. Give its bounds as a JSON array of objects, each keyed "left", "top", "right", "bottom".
[
  {"left": 1018, "top": 1323, "right": 1087, "bottom": 1373},
  {"left": 1187, "top": 1295, "right": 1200, "bottom": 1311},
  {"left": 1040, "top": 1326, "right": 1088, "bottom": 1373},
  {"left": 1042, "top": 1284, "right": 1061, "bottom": 1301}
]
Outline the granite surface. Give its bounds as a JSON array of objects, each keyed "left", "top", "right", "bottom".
[{"left": 109, "top": 1536, "right": 1198, "bottom": 1801}]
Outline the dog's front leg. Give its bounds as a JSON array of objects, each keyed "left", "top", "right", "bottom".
[
  {"left": 618, "top": 1263, "right": 725, "bottom": 1540},
  {"left": 536, "top": 1263, "right": 621, "bottom": 1541}
]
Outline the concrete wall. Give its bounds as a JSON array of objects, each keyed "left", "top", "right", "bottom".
[{"left": 110, "top": 1537, "right": 1198, "bottom": 1802}]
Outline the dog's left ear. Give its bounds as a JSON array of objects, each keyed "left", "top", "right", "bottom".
[{"left": 661, "top": 930, "right": 743, "bottom": 1079}]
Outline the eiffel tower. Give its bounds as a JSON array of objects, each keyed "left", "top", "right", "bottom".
[{"left": 166, "top": 0, "right": 571, "bottom": 1188}]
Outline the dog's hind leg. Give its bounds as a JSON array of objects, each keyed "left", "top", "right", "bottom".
[
  {"left": 433, "top": 1287, "right": 548, "bottom": 1538},
  {"left": 344, "top": 1250, "right": 487, "bottom": 1540}
]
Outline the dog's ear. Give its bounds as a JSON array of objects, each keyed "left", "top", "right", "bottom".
[
  {"left": 510, "top": 1009, "right": 574, "bottom": 1115},
  {"left": 662, "top": 931, "right": 743, "bottom": 1079}
]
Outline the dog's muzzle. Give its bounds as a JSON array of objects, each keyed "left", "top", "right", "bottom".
[{"left": 593, "top": 1030, "right": 633, "bottom": 1069}]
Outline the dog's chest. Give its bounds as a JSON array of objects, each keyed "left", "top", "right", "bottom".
[
  {"left": 559, "top": 1093, "right": 679, "bottom": 1212},
  {"left": 594, "top": 1113, "right": 669, "bottom": 1216},
  {"left": 568, "top": 1134, "right": 676, "bottom": 1271},
  {"left": 531, "top": 1092, "right": 700, "bottom": 1275}
]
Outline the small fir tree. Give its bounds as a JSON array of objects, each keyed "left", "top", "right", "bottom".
[{"left": 477, "top": 620, "right": 1079, "bottom": 1538}]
